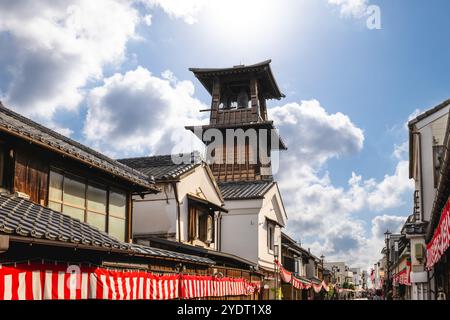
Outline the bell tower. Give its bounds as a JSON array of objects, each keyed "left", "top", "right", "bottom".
[{"left": 186, "top": 60, "right": 287, "bottom": 182}]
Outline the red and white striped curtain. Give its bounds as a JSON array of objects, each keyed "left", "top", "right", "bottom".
[
  {"left": 180, "top": 275, "right": 258, "bottom": 299},
  {"left": 393, "top": 268, "right": 411, "bottom": 287},
  {"left": 291, "top": 276, "right": 311, "bottom": 290},
  {"left": 427, "top": 199, "right": 450, "bottom": 270},
  {"left": 275, "top": 260, "right": 314, "bottom": 291},
  {"left": 0, "top": 263, "right": 260, "bottom": 301}
]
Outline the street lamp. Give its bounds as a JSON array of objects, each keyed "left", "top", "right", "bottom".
[
  {"left": 384, "top": 230, "right": 391, "bottom": 299},
  {"left": 320, "top": 254, "right": 325, "bottom": 279}
]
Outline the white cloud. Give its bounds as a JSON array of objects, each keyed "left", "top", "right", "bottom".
[
  {"left": 140, "top": 0, "right": 207, "bottom": 24},
  {"left": 0, "top": 0, "right": 140, "bottom": 121},
  {"left": 274, "top": 100, "right": 413, "bottom": 268},
  {"left": 270, "top": 100, "right": 364, "bottom": 167},
  {"left": 393, "top": 141, "right": 408, "bottom": 160},
  {"left": 371, "top": 215, "right": 406, "bottom": 239},
  {"left": 84, "top": 66, "right": 206, "bottom": 157},
  {"left": 328, "top": 0, "right": 369, "bottom": 18}
]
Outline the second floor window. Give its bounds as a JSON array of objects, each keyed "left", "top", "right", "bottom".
[
  {"left": 48, "top": 170, "right": 127, "bottom": 241},
  {"left": 188, "top": 206, "right": 214, "bottom": 244},
  {"left": 267, "top": 221, "right": 275, "bottom": 251}
]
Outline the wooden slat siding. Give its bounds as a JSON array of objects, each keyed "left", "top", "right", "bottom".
[
  {"left": 14, "top": 146, "right": 48, "bottom": 205},
  {"left": 216, "top": 108, "right": 259, "bottom": 125},
  {"left": 250, "top": 78, "right": 259, "bottom": 117},
  {"left": 211, "top": 80, "right": 221, "bottom": 124},
  {"left": 126, "top": 193, "right": 132, "bottom": 243},
  {"left": 260, "top": 95, "right": 268, "bottom": 121}
]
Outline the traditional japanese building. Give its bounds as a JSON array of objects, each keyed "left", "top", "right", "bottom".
[
  {"left": 425, "top": 102, "right": 450, "bottom": 300},
  {"left": 407, "top": 99, "right": 450, "bottom": 299},
  {"left": 186, "top": 60, "right": 288, "bottom": 299},
  {"left": 0, "top": 102, "right": 260, "bottom": 300},
  {"left": 117, "top": 153, "right": 263, "bottom": 282}
]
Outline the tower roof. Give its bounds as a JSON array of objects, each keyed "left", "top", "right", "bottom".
[{"left": 189, "top": 60, "right": 285, "bottom": 100}]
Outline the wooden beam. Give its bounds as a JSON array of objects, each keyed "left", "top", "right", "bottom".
[{"left": 0, "top": 235, "right": 9, "bottom": 253}]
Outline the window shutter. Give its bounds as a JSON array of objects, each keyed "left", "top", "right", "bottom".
[
  {"left": 188, "top": 207, "right": 196, "bottom": 241},
  {"left": 199, "top": 213, "right": 206, "bottom": 241},
  {"left": 206, "top": 215, "right": 214, "bottom": 243}
]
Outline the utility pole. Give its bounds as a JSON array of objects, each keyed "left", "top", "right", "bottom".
[{"left": 384, "top": 230, "right": 391, "bottom": 299}]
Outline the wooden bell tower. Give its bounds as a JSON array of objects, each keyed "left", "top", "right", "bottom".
[{"left": 186, "top": 60, "right": 287, "bottom": 182}]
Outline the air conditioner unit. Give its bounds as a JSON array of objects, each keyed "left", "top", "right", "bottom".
[{"left": 415, "top": 243, "right": 424, "bottom": 260}]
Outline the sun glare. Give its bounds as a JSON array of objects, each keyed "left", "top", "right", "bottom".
[{"left": 200, "top": 0, "right": 292, "bottom": 55}]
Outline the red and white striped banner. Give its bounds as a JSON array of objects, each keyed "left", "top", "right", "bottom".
[
  {"left": 91, "top": 268, "right": 179, "bottom": 300},
  {"left": 0, "top": 263, "right": 260, "bottom": 300},
  {"left": 393, "top": 268, "right": 411, "bottom": 286},
  {"left": 275, "top": 260, "right": 314, "bottom": 291},
  {"left": 321, "top": 280, "right": 329, "bottom": 292},
  {"left": 312, "top": 282, "right": 323, "bottom": 293},
  {"left": 427, "top": 199, "right": 450, "bottom": 270},
  {"left": 291, "top": 276, "right": 311, "bottom": 290}
]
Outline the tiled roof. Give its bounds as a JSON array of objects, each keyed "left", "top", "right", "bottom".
[
  {"left": 189, "top": 60, "right": 285, "bottom": 100},
  {"left": 117, "top": 153, "right": 201, "bottom": 181},
  {"left": 0, "top": 193, "right": 213, "bottom": 265},
  {"left": 218, "top": 180, "right": 275, "bottom": 200},
  {"left": 407, "top": 98, "right": 450, "bottom": 127},
  {"left": 0, "top": 102, "right": 156, "bottom": 190},
  {"left": 130, "top": 243, "right": 214, "bottom": 265}
]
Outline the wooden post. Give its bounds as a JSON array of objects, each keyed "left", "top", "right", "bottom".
[
  {"left": 211, "top": 80, "right": 221, "bottom": 124},
  {"left": 250, "top": 78, "right": 259, "bottom": 120}
]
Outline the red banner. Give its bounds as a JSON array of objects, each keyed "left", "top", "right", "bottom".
[
  {"left": 426, "top": 199, "right": 450, "bottom": 270},
  {"left": 0, "top": 263, "right": 260, "bottom": 300},
  {"left": 275, "top": 260, "right": 314, "bottom": 291},
  {"left": 393, "top": 268, "right": 411, "bottom": 286}
]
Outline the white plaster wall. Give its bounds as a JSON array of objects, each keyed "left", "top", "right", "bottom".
[
  {"left": 220, "top": 202, "right": 259, "bottom": 263},
  {"left": 132, "top": 183, "right": 177, "bottom": 237},
  {"left": 415, "top": 107, "right": 449, "bottom": 222},
  {"left": 257, "top": 184, "right": 287, "bottom": 270},
  {"left": 177, "top": 165, "right": 223, "bottom": 250},
  {"left": 131, "top": 164, "right": 224, "bottom": 249}
]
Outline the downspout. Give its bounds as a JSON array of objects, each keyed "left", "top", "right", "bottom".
[
  {"left": 217, "top": 211, "right": 222, "bottom": 251},
  {"left": 172, "top": 181, "right": 182, "bottom": 243}
]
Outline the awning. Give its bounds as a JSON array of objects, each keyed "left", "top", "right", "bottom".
[
  {"left": 187, "top": 194, "right": 228, "bottom": 213},
  {"left": 426, "top": 198, "right": 450, "bottom": 270}
]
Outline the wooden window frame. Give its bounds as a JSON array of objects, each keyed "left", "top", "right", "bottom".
[
  {"left": 267, "top": 221, "right": 275, "bottom": 252},
  {"left": 187, "top": 204, "right": 215, "bottom": 245},
  {"left": 47, "top": 167, "right": 128, "bottom": 241}
]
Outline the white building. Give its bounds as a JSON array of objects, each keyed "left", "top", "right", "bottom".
[
  {"left": 408, "top": 99, "right": 450, "bottom": 299},
  {"left": 118, "top": 153, "right": 227, "bottom": 251},
  {"left": 350, "top": 268, "right": 362, "bottom": 289},
  {"left": 219, "top": 181, "right": 287, "bottom": 272},
  {"left": 324, "top": 262, "right": 352, "bottom": 287}
]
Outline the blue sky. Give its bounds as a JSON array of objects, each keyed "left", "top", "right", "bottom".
[{"left": 1, "top": 0, "right": 449, "bottom": 269}]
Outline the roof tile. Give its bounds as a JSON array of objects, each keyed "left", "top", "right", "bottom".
[
  {"left": 0, "top": 103, "right": 155, "bottom": 190},
  {"left": 218, "top": 180, "right": 274, "bottom": 200},
  {"left": 118, "top": 153, "right": 201, "bottom": 181},
  {"left": 0, "top": 193, "right": 213, "bottom": 265}
]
